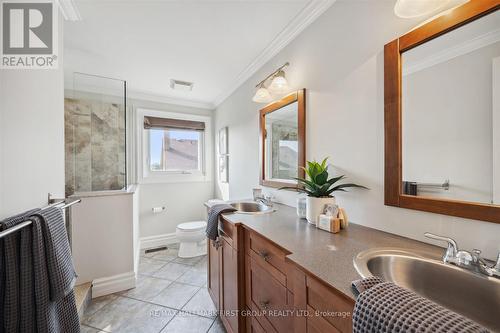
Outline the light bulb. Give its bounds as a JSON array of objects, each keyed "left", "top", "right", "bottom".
[
  {"left": 252, "top": 86, "right": 272, "bottom": 103},
  {"left": 394, "top": 0, "right": 453, "bottom": 18},
  {"left": 268, "top": 70, "right": 289, "bottom": 94}
]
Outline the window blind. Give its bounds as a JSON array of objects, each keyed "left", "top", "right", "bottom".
[{"left": 144, "top": 116, "right": 205, "bottom": 131}]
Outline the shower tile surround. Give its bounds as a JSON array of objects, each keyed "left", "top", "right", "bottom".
[{"left": 65, "top": 97, "right": 126, "bottom": 196}]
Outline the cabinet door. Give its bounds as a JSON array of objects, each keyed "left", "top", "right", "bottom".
[
  {"left": 221, "top": 237, "right": 239, "bottom": 333},
  {"left": 207, "top": 239, "right": 220, "bottom": 310}
]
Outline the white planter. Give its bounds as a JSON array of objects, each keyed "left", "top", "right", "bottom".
[{"left": 306, "top": 196, "right": 336, "bottom": 225}]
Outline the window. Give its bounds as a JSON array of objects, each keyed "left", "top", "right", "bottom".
[
  {"left": 138, "top": 109, "right": 212, "bottom": 183},
  {"left": 149, "top": 128, "right": 202, "bottom": 172}
]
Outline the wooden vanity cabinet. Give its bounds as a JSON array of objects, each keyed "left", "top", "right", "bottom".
[
  {"left": 207, "top": 239, "right": 221, "bottom": 309},
  {"left": 207, "top": 217, "right": 355, "bottom": 333},
  {"left": 293, "top": 269, "right": 354, "bottom": 333},
  {"left": 207, "top": 218, "right": 245, "bottom": 333}
]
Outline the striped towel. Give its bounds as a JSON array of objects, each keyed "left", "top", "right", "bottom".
[
  {"left": 352, "top": 277, "right": 489, "bottom": 333},
  {"left": 206, "top": 204, "right": 236, "bottom": 240},
  {"left": 0, "top": 207, "right": 80, "bottom": 333}
]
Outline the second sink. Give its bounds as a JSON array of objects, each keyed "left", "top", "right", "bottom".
[
  {"left": 353, "top": 248, "right": 500, "bottom": 331},
  {"left": 230, "top": 201, "right": 273, "bottom": 214}
]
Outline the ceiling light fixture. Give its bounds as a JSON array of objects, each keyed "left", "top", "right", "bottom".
[
  {"left": 394, "top": 0, "right": 468, "bottom": 19},
  {"left": 252, "top": 62, "right": 290, "bottom": 103}
]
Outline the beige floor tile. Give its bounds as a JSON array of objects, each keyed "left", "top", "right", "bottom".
[
  {"left": 139, "top": 257, "right": 167, "bottom": 276},
  {"left": 121, "top": 275, "right": 173, "bottom": 302},
  {"left": 153, "top": 262, "right": 190, "bottom": 281},
  {"left": 176, "top": 267, "right": 208, "bottom": 287},
  {"left": 83, "top": 296, "right": 176, "bottom": 333},
  {"left": 182, "top": 288, "right": 217, "bottom": 318},
  {"left": 151, "top": 282, "right": 200, "bottom": 309},
  {"left": 161, "top": 312, "right": 214, "bottom": 333}
]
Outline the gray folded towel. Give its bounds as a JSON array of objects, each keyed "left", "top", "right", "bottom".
[
  {"left": 351, "top": 276, "right": 384, "bottom": 296},
  {"left": 0, "top": 207, "right": 80, "bottom": 333},
  {"left": 206, "top": 204, "right": 236, "bottom": 240},
  {"left": 352, "top": 277, "right": 489, "bottom": 333},
  {"left": 32, "top": 207, "right": 77, "bottom": 301}
]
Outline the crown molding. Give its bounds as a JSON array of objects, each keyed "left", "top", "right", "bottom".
[
  {"left": 55, "top": 0, "right": 82, "bottom": 21},
  {"left": 403, "top": 28, "right": 500, "bottom": 76},
  {"left": 212, "top": 0, "right": 336, "bottom": 107}
]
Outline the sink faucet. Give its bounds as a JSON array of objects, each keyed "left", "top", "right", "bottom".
[
  {"left": 424, "top": 233, "right": 500, "bottom": 279},
  {"left": 255, "top": 194, "right": 274, "bottom": 207}
]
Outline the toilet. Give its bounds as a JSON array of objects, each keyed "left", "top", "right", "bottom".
[{"left": 176, "top": 221, "right": 207, "bottom": 258}]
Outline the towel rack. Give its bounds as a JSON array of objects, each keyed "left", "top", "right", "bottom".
[
  {"left": 417, "top": 179, "right": 450, "bottom": 190},
  {"left": 0, "top": 199, "right": 81, "bottom": 240}
]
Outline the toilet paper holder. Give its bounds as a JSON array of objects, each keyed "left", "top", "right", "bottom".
[{"left": 152, "top": 206, "right": 166, "bottom": 213}]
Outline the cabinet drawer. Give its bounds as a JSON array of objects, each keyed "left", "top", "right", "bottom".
[
  {"left": 307, "top": 312, "right": 341, "bottom": 333},
  {"left": 246, "top": 256, "right": 294, "bottom": 332},
  {"left": 306, "top": 276, "right": 353, "bottom": 333},
  {"left": 245, "top": 230, "right": 291, "bottom": 288},
  {"left": 245, "top": 308, "right": 276, "bottom": 333}
]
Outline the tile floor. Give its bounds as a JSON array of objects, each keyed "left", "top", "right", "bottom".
[{"left": 81, "top": 246, "right": 225, "bottom": 333}]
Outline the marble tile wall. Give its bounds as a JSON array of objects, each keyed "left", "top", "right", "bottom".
[{"left": 65, "top": 97, "right": 126, "bottom": 196}]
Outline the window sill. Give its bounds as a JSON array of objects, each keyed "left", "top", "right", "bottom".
[{"left": 139, "top": 174, "right": 212, "bottom": 184}]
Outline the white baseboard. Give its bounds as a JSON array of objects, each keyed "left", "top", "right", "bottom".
[
  {"left": 92, "top": 271, "right": 136, "bottom": 298},
  {"left": 140, "top": 232, "right": 178, "bottom": 250}
]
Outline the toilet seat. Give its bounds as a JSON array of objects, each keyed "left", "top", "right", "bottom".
[{"left": 177, "top": 221, "right": 206, "bottom": 231}]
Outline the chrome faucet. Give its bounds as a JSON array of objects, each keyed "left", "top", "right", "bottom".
[
  {"left": 424, "top": 233, "right": 500, "bottom": 279},
  {"left": 255, "top": 194, "right": 274, "bottom": 207}
]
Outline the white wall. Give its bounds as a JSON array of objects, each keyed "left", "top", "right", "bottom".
[
  {"left": 214, "top": 1, "right": 500, "bottom": 259},
  {"left": 71, "top": 190, "right": 137, "bottom": 291},
  {"left": 128, "top": 97, "right": 215, "bottom": 240},
  {"left": 403, "top": 42, "right": 500, "bottom": 203},
  {"left": 0, "top": 15, "right": 65, "bottom": 219}
]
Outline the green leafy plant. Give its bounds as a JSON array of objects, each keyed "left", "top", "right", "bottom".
[{"left": 280, "top": 157, "right": 367, "bottom": 197}]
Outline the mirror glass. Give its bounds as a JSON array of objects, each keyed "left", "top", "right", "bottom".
[
  {"left": 402, "top": 10, "right": 500, "bottom": 205},
  {"left": 264, "top": 101, "right": 299, "bottom": 183}
]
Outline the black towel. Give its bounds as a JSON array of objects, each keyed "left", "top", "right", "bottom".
[
  {"left": 0, "top": 208, "right": 40, "bottom": 333},
  {"left": 0, "top": 207, "right": 80, "bottom": 333},
  {"left": 206, "top": 204, "right": 236, "bottom": 240},
  {"left": 352, "top": 277, "right": 488, "bottom": 333}
]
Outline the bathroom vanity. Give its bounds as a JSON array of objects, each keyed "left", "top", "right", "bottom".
[{"left": 206, "top": 203, "right": 444, "bottom": 333}]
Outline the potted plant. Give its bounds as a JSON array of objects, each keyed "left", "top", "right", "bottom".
[{"left": 280, "top": 158, "right": 367, "bottom": 225}]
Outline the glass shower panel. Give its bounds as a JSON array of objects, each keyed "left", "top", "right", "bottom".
[{"left": 65, "top": 73, "right": 127, "bottom": 196}]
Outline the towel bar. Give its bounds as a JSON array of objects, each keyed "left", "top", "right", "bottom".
[{"left": 0, "top": 199, "right": 81, "bottom": 239}]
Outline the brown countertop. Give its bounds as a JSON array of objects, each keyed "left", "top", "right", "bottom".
[{"left": 220, "top": 203, "right": 442, "bottom": 300}]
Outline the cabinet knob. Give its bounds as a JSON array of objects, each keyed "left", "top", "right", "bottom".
[
  {"left": 259, "top": 300, "right": 270, "bottom": 310},
  {"left": 258, "top": 251, "right": 270, "bottom": 262}
]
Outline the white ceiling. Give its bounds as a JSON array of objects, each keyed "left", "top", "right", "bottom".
[{"left": 64, "top": 0, "right": 334, "bottom": 109}]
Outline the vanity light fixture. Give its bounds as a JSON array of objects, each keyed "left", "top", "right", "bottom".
[
  {"left": 394, "top": 0, "right": 469, "bottom": 19},
  {"left": 252, "top": 62, "right": 290, "bottom": 103},
  {"left": 268, "top": 69, "right": 289, "bottom": 94},
  {"left": 252, "top": 83, "right": 273, "bottom": 103}
]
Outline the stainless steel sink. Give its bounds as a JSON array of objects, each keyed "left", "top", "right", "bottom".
[
  {"left": 354, "top": 248, "right": 500, "bottom": 331},
  {"left": 230, "top": 201, "right": 274, "bottom": 214}
]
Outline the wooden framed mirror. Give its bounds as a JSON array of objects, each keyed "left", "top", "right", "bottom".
[
  {"left": 259, "top": 89, "right": 306, "bottom": 188},
  {"left": 385, "top": 0, "right": 500, "bottom": 223}
]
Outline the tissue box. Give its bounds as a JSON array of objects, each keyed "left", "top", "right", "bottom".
[
  {"left": 317, "top": 209, "right": 348, "bottom": 233},
  {"left": 317, "top": 214, "right": 340, "bottom": 233}
]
